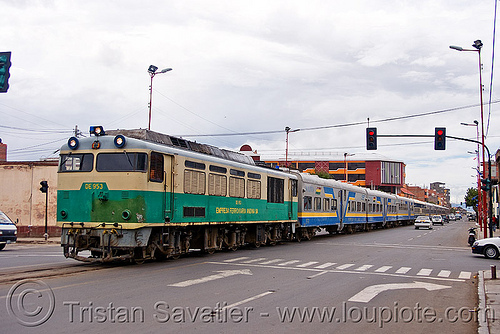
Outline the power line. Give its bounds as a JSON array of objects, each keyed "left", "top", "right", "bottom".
[
  {"left": 178, "top": 101, "right": 500, "bottom": 137},
  {"left": 486, "top": 0, "right": 498, "bottom": 137}
]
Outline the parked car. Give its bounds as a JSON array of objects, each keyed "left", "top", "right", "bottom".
[
  {"left": 467, "top": 212, "right": 476, "bottom": 221},
  {"left": 431, "top": 215, "right": 444, "bottom": 225},
  {"left": 472, "top": 237, "right": 500, "bottom": 259},
  {"left": 0, "top": 211, "right": 17, "bottom": 250},
  {"left": 441, "top": 215, "right": 449, "bottom": 223},
  {"left": 455, "top": 213, "right": 462, "bottom": 220},
  {"left": 414, "top": 216, "right": 433, "bottom": 229},
  {"left": 448, "top": 214, "right": 456, "bottom": 221}
]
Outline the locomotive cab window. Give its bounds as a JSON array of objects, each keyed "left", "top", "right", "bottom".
[
  {"left": 59, "top": 153, "right": 94, "bottom": 172},
  {"left": 149, "top": 152, "right": 164, "bottom": 182},
  {"left": 96, "top": 152, "right": 147, "bottom": 172}
]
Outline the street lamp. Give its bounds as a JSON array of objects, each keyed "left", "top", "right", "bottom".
[
  {"left": 461, "top": 121, "right": 482, "bottom": 230},
  {"left": 285, "top": 127, "right": 300, "bottom": 168},
  {"left": 450, "top": 40, "right": 487, "bottom": 237},
  {"left": 148, "top": 65, "right": 172, "bottom": 130}
]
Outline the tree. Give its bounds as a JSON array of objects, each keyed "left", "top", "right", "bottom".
[{"left": 464, "top": 187, "right": 478, "bottom": 213}]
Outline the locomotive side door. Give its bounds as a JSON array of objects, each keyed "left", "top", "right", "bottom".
[{"left": 149, "top": 152, "right": 174, "bottom": 222}]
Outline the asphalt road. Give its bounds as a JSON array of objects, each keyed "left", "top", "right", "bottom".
[{"left": 0, "top": 219, "right": 496, "bottom": 333}]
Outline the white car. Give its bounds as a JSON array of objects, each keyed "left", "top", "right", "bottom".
[
  {"left": 431, "top": 215, "right": 443, "bottom": 225},
  {"left": 0, "top": 211, "right": 17, "bottom": 250},
  {"left": 414, "top": 216, "right": 433, "bottom": 229},
  {"left": 472, "top": 237, "right": 500, "bottom": 259}
]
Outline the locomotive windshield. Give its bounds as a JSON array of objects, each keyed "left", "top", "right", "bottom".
[
  {"left": 59, "top": 153, "right": 94, "bottom": 172},
  {"left": 96, "top": 152, "right": 147, "bottom": 172}
]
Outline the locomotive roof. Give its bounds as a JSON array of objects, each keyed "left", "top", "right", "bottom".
[{"left": 105, "top": 129, "right": 256, "bottom": 166}]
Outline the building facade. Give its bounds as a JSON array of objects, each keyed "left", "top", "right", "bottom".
[{"left": 0, "top": 161, "right": 59, "bottom": 237}]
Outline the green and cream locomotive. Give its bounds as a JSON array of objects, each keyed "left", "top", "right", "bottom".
[{"left": 57, "top": 127, "right": 298, "bottom": 262}]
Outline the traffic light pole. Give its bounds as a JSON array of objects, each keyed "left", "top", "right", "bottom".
[{"left": 372, "top": 132, "right": 493, "bottom": 238}]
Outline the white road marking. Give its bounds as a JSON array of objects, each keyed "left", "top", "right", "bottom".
[
  {"left": 374, "top": 266, "right": 392, "bottom": 273},
  {"left": 258, "top": 259, "right": 283, "bottom": 265},
  {"left": 348, "top": 281, "right": 451, "bottom": 303},
  {"left": 416, "top": 268, "right": 433, "bottom": 276},
  {"left": 354, "top": 265, "right": 373, "bottom": 271},
  {"left": 296, "top": 261, "right": 319, "bottom": 268},
  {"left": 219, "top": 291, "right": 275, "bottom": 311},
  {"left": 337, "top": 263, "right": 355, "bottom": 270},
  {"left": 241, "top": 258, "right": 267, "bottom": 264},
  {"left": 437, "top": 270, "right": 451, "bottom": 278},
  {"left": 169, "top": 269, "right": 253, "bottom": 287},
  {"left": 459, "top": 271, "right": 472, "bottom": 279},
  {"left": 395, "top": 267, "right": 411, "bottom": 274},
  {"left": 278, "top": 260, "right": 300, "bottom": 266},
  {"left": 224, "top": 257, "right": 249, "bottom": 262},
  {"left": 314, "top": 262, "right": 336, "bottom": 269}
]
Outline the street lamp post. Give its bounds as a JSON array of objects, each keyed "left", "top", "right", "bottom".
[
  {"left": 461, "top": 121, "right": 482, "bottom": 231},
  {"left": 148, "top": 65, "right": 172, "bottom": 131},
  {"left": 285, "top": 127, "right": 300, "bottom": 168},
  {"left": 450, "top": 40, "right": 487, "bottom": 237}
]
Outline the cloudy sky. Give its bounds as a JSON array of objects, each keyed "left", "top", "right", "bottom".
[{"left": 1, "top": 0, "right": 499, "bottom": 204}]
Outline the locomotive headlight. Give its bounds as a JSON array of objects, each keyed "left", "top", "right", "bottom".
[
  {"left": 114, "top": 135, "right": 126, "bottom": 148},
  {"left": 90, "top": 126, "right": 105, "bottom": 136},
  {"left": 68, "top": 137, "right": 79, "bottom": 150}
]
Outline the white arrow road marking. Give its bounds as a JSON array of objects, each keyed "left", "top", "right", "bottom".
[
  {"left": 169, "top": 269, "right": 253, "bottom": 287},
  {"left": 348, "top": 281, "right": 451, "bottom": 303}
]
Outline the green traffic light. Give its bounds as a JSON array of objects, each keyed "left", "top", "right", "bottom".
[{"left": 0, "top": 51, "right": 12, "bottom": 93}]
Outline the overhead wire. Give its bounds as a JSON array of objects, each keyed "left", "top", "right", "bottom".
[{"left": 486, "top": 0, "right": 498, "bottom": 137}]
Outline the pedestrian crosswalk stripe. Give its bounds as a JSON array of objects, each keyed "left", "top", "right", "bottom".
[
  {"left": 458, "top": 271, "right": 471, "bottom": 279},
  {"left": 337, "top": 263, "right": 355, "bottom": 270},
  {"left": 278, "top": 260, "right": 300, "bottom": 266},
  {"left": 259, "top": 259, "right": 284, "bottom": 265},
  {"left": 375, "top": 266, "right": 392, "bottom": 273},
  {"left": 314, "top": 262, "right": 336, "bottom": 269},
  {"left": 220, "top": 257, "right": 473, "bottom": 280},
  {"left": 437, "top": 270, "right": 451, "bottom": 277},
  {"left": 296, "top": 261, "right": 319, "bottom": 268},
  {"left": 395, "top": 267, "right": 411, "bottom": 274},
  {"left": 354, "top": 265, "right": 373, "bottom": 271},
  {"left": 242, "top": 257, "right": 267, "bottom": 264},
  {"left": 224, "top": 257, "right": 249, "bottom": 262},
  {"left": 417, "top": 268, "right": 432, "bottom": 276}
]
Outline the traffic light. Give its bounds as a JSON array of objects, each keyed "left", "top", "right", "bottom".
[
  {"left": 366, "top": 127, "right": 377, "bottom": 150},
  {"left": 434, "top": 127, "right": 446, "bottom": 150},
  {"left": 40, "top": 180, "right": 48, "bottom": 193},
  {"left": 0, "top": 52, "right": 11, "bottom": 93},
  {"left": 481, "top": 178, "right": 491, "bottom": 192}
]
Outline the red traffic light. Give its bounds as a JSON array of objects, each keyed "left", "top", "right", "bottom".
[{"left": 437, "top": 130, "right": 444, "bottom": 136}]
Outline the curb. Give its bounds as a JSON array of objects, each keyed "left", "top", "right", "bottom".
[{"left": 479, "top": 270, "right": 490, "bottom": 334}]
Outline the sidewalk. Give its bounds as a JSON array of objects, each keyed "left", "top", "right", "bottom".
[
  {"left": 15, "top": 236, "right": 60, "bottom": 244},
  {"left": 477, "top": 225, "right": 500, "bottom": 334}
]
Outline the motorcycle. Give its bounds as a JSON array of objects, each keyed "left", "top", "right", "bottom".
[{"left": 468, "top": 227, "right": 477, "bottom": 247}]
